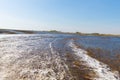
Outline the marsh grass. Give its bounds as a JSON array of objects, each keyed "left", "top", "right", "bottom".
[
  {"left": 86, "top": 48, "right": 120, "bottom": 73},
  {"left": 65, "top": 53, "right": 98, "bottom": 80}
]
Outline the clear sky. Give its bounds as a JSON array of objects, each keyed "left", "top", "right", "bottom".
[{"left": 0, "top": 0, "right": 120, "bottom": 34}]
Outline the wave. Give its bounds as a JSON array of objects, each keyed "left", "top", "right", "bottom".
[{"left": 68, "top": 40, "right": 119, "bottom": 80}]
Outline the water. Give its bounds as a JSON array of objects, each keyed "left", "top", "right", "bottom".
[
  {"left": 0, "top": 34, "right": 120, "bottom": 56},
  {"left": 0, "top": 34, "right": 119, "bottom": 80},
  {"left": 75, "top": 35, "right": 120, "bottom": 56}
]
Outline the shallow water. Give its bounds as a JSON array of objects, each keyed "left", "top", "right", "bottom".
[
  {"left": 0, "top": 34, "right": 119, "bottom": 80},
  {"left": 75, "top": 35, "right": 120, "bottom": 56}
]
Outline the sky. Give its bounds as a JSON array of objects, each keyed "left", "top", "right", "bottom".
[{"left": 0, "top": 0, "right": 120, "bottom": 34}]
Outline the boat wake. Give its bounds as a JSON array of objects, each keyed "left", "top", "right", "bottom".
[
  {"left": 0, "top": 35, "right": 119, "bottom": 80},
  {"left": 68, "top": 40, "right": 120, "bottom": 80}
]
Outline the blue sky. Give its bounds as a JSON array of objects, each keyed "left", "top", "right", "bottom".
[{"left": 0, "top": 0, "right": 120, "bottom": 34}]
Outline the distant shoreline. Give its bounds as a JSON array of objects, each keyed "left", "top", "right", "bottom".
[{"left": 0, "top": 29, "right": 120, "bottom": 37}]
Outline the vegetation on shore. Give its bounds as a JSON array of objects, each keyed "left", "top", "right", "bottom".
[
  {"left": 0, "top": 29, "right": 120, "bottom": 37},
  {"left": 47, "top": 30, "right": 120, "bottom": 37}
]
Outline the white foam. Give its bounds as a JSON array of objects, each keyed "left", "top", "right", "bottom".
[{"left": 69, "top": 41, "right": 120, "bottom": 80}]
